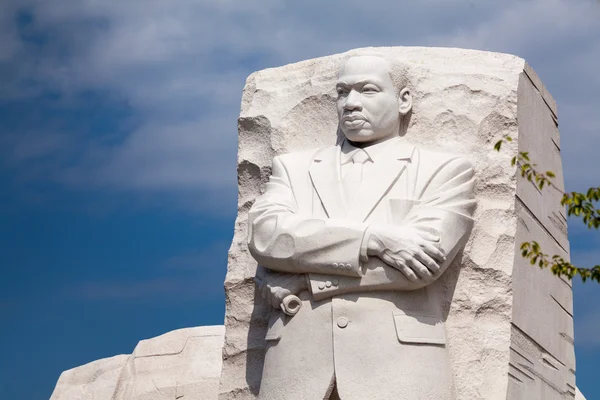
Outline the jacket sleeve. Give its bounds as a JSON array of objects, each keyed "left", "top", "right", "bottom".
[
  {"left": 308, "top": 156, "right": 477, "bottom": 301},
  {"left": 248, "top": 155, "right": 370, "bottom": 277}
]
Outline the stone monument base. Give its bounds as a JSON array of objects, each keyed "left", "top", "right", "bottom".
[
  {"left": 50, "top": 326, "right": 224, "bottom": 400},
  {"left": 50, "top": 324, "right": 586, "bottom": 400}
]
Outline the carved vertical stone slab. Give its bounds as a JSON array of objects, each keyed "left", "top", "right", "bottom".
[
  {"left": 219, "top": 47, "right": 576, "bottom": 400},
  {"left": 508, "top": 69, "right": 576, "bottom": 400}
]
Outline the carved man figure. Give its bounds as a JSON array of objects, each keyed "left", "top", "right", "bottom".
[{"left": 248, "top": 55, "right": 477, "bottom": 400}]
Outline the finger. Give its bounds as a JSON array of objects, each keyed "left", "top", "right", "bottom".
[
  {"left": 271, "top": 294, "right": 282, "bottom": 310},
  {"left": 271, "top": 287, "right": 284, "bottom": 309},
  {"left": 268, "top": 288, "right": 279, "bottom": 309},
  {"left": 419, "top": 231, "right": 440, "bottom": 243},
  {"left": 272, "top": 288, "right": 290, "bottom": 310},
  {"left": 382, "top": 251, "right": 421, "bottom": 282},
  {"left": 414, "top": 250, "right": 441, "bottom": 274},
  {"left": 422, "top": 242, "right": 446, "bottom": 263},
  {"left": 394, "top": 260, "right": 419, "bottom": 282},
  {"left": 380, "top": 251, "right": 398, "bottom": 267},
  {"left": 407, "top": 257, "right": 432, "bottom": 279}
]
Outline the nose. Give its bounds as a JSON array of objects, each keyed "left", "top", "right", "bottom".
[{"left": 344, "top": 90, "right": 362, "bottom": 111}]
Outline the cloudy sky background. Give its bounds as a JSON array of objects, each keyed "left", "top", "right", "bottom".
[{"left": 0, "top": 0, "right": 599, "bottom": 398}]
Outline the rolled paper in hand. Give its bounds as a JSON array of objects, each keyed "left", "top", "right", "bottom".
[
  {"left": 253, "top": 276, "right": 302, "bottom": 317},
  {"left": 281, "top": 295, "right": 302, "bottom": 316}
]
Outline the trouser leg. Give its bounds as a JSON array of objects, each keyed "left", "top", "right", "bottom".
[{"left": 328, "top": 381, "right": 341, "bottom": 400}]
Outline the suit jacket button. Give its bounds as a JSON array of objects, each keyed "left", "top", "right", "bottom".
[
  {"left": 318, "top": 282, "right": 325, "bottom": 290},
  {"left": 326, "top": 280, "right": 332, "bottom": 288},
  {"left": 332, "top": 278, "right": 339, "bottom": 286},
  {"left": 345, "top": 263, "right": 352, "bottom": 270},
  {"left": 333, "top": 263, "right": 339, "bottom": 269},
  {"left": 337, "top": 317, "right": 349, "bottom": 328}
]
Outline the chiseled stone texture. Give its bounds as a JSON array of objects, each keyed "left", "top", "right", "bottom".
[
  {"left": 112, "top": 326, "right": 224, "bottom": 400},
  {"left": 219, "top": 47, "right": 577, "bottom": 400},
  {"left": 50, "top": 326, "right": 224, "bottom": 400},
  {"left": 50, "top": 354, "right": 129, "bottom": 400},
  {"left": 507, "top": 66, "right": 574, "bottom": 400}
]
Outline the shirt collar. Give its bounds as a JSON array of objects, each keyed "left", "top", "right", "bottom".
[{"left": 340, "top": 136, "right": 401, "bottom": 164}]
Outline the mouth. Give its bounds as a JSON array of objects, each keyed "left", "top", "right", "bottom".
[
  {"left": 341, "top": 114, "right": 366, "bottom": 122},
  {"left": 342, "top": 119, "right": 367, "bottom": 130},
  {"left": 341, "top": 114, "right": 367, "bottom": 129}
]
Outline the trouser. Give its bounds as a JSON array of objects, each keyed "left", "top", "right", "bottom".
[
  {"left": 326, "top": 378, "right": 341, "bottom": 400},
  {"left": 329, "top": 383, "right": 341, "bottom": 400}
]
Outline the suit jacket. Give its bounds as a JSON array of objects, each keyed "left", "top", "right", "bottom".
[{"left": 248, "top": 137, "right": 476, "bottom": 400}]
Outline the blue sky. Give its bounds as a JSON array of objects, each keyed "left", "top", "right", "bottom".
[{"left": 0, "top": 1, "right": 599, "bottom": 399}]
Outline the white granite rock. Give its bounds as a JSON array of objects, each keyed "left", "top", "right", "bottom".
[
  {"left": 219, "top": 47, "right": 578, "bottom": 400},
  {"left": 50, "top": 326, "right": 224, "bottom": 400},
  {"left": 51, "top": 354, "right": 129, "bottom": 400},
  {"left": 112, "top": 325, "right": 224, "bottom": 399}
]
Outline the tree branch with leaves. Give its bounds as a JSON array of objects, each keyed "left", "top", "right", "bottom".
[{"left": 494, "top": 136, "right": 600, "bottom": 283}]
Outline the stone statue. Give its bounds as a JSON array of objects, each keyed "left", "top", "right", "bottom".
[
  {"left": 48, "top": 47, "right": 583, "bottom": 400},
  {"left": 247, "top": 54, "right": 477, "bottom": 399}
]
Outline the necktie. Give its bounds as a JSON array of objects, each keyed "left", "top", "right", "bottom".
[{"left": 343, "top": 150, "right": 370, "bottom": 206}]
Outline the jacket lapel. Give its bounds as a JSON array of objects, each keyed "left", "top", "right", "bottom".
[
  {"left": 309, "top": 145, "right": 347, "bottom": 219},
  {"left": 349, "top": 139, "right": 416, "bottom": 222}
]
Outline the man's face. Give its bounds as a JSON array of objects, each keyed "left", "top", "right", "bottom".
[{"left": 336, "top": 56, "right": 400, "bottom": 144}]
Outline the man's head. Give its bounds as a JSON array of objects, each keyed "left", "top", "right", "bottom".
[{"left": 336, "top": 55, "right": 412, "bottom": 145}]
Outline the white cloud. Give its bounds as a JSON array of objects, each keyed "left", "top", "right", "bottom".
[
  {"left": 64, "top": 118, "right": 237, "bottom": 190},
  {"left": 2, "top": 0, "right": 600, "bottom": 372},
  {"left": 440, "top": 0, "right": 599, "bottom": 52},
  {"left": 1, "top": 0, "right": 599, "bottom": 212},
  {"left": 0, "top": 3, "right": 20, "bottom": 63}
]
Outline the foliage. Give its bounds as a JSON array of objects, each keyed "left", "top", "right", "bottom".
[{"left": 494, "top": 136, "right": 600, "bottom": 283}]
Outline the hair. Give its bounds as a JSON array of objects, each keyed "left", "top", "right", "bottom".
[{"left": 340, "top": 49, "right": 411, "bottom": 95}]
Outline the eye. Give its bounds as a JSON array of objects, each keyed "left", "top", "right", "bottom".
[
  {"left": 362, "top": 84, "right": 380, "bottom": 93},
  {"left": 336, "top": 87, "right": 348, "bottom": 96}
]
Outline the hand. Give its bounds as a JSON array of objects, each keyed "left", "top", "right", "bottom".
[
  {"left": 366, "top": 225, "right": 446, "bottom": 282},
  {"left": 256, "top": 271, "right": 308, "bottom": 310}
]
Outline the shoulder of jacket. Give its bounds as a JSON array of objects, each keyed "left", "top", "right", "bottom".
[
  {"left": 275, "top": 146, "right": 332, "bottom": 166},
  {"left": 416, "top": 148, "right": 473, "bottom": 170}
]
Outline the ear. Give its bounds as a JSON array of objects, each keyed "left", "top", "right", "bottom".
[{"left": 398, "top": 87, "right": 412, "bottom": 116}]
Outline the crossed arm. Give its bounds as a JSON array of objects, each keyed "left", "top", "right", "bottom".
[{"left": 248, "top": 154, "right": 476, "bottom": 302}]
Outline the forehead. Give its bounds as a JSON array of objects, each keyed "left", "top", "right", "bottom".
[{"left": 337, "top": 56, "right": 393, "bottom": 85}]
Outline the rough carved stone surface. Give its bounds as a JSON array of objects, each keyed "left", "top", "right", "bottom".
[
  {"left": 51, "top": 355, "right": 129, "bottom": 400},
  {"left": 246, "top": 54, "right": 477, "bottom": 400},
  {"left": 219, "top": 47, "right": 578, "bottom": 400},
  {"left": 50, "top": 326, "right": 224, "bottom": 400}
]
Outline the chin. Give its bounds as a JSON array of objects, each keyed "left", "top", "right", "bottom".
[{"left": 343, "top": 129, "right": 380, "bottom": 143}]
